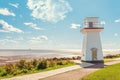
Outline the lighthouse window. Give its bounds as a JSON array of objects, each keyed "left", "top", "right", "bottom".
[{"left": 89, "top": 22, "right": 93, "bottom": 28}]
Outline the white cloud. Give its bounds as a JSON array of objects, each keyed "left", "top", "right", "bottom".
[
  {"left": 114, "top": 33, "right": 118, "bottom": 37},
  {"left": 24, "top": 22, "right": 43, "bottom": 30},
  {"left": 9, "top": 3, "right": 19, "bottom": 8},
  {"left": 6, "top": 36, "right": 13, "bottom": 39},
  {"left": 27, "top": 0, "right": 72, "bottom": 23},
  {"left": 0, "top": 36, "right": 25, "bottom": 46},
  {"left": 0, "top": 8, "right": 15, "bottom": 16},
  {"left": 0, "top": 20, "right": 23, "bottom": 33},
  {"left": 17, "top": 37, "right": 24, "bottom": 41},
  {"left": 40, "top": 35, "right": 48, "bottom": 40},
  {"left": 29, "top": 35, "right": 48, "bottom": 44},
  {"left": 115, "top": 19, "right": 120, "bottom": 23},
  {"left": 70, "top": 23, "right": 81, "bottom": 29},
  {"left": 100, "top": 21, "right": 106, "bottom": 25},
  {"left": 0, "top": 36, "right": 25, "bottom": 45},
  {"left": 0, "top": 39, "right": 18, "bottom": 45}
]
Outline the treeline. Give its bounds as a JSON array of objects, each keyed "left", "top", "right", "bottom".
[{"left": 0, "top": 57, "right": 77, "bottom": 78}]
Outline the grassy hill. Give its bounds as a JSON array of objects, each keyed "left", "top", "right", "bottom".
[{"left": 82, "top": 63, "right": 120, "bottom": 80}]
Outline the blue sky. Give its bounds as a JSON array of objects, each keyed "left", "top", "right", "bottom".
[{"left": 0, "top": 0, "right": 120, "bottom": 50}]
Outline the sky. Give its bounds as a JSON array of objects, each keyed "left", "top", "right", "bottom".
[{"left": 0, "top": 0, "right": 120, "bottom": 50}]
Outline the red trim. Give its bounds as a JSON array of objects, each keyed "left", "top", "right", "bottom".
[{"left": 83, "top": 27, "right": 104, "bottom": 29}]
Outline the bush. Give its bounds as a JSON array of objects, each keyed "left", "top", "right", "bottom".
[
  {"left": 5, "top": 63, "right": 17, "bottom": 74},
  {"left": 57, "top": 60, "right": 71, "bottom": 65},
  {"left": 16, "top": 59, "right": 27, "bottom": 70},
  {"left": 57, "top": 60, "right": 63, "bottom": 65},
  {"left": 26, "top": 62, "right": 34, "bottom": 70},
  {"left": 49, "top": 60, "right": 57, "bottom": 67},
  {"left": 0, "top": 67, "right": 7, "bottom": 76},
  {"left": 21, "top": 69, "right": 29, "bottom": 73},
  {"left": 32, "top": 59, "right": 38, "bottom": 68},
  {"left": 37, "top": 60, "right": 50, "bottom": 69},
  {"left": 12, "top": 70, "right": 21, "bottom": 76}
]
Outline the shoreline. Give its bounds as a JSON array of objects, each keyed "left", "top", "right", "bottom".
[
  {"left": 0, "top": 54, "right": 80, "bottom": 66},
  {"left": 0, "top": 49, "right": 120, "bottom": 66}
]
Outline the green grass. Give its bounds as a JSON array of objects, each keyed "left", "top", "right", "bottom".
[
  {"left": 104, "top": 58, "right": 115, "bottom": 62},
  {"left": 82, "top": 63, "right": 120, "bottom": 80}
]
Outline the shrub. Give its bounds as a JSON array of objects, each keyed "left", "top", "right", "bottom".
[
  {"left": 37, "top": 60, "right": 49, "bottom": 69},
  {"left": 12, "top": 70, "right": 21, "bottom": 76},
  {"left": 0, "top": 67, "right": 7, "bottom": 76},
  {"left": 26, "top": 62, "right": 34, "bottom": 70},
  {"left": 21, "top": 69, "right": 28, "bottom": 73},
  {"left": 5, "top": 63, "right": 17, "bottom": 74},
  {"left": 57, "top": 60, "right": 63, "bottom": 65},
  {"left": 57, "top": 60, "right": 69, "bottom": 65},
  {"left": 32, "top": 59, "right": 38, "bottom": 68},
  {"left": 16, "top": 59, "right": 27, "bottom": 70},
  {"left": 49, "top": 60, "right": 57, "bottom": 67}
]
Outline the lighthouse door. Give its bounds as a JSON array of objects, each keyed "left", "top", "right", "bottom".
[{"left": 91, "top": 48, "right": 97, "bottom": 61}]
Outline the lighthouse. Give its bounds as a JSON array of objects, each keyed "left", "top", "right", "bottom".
[{"left": 80, "top": 17, "right": 104, "bottom": 66}]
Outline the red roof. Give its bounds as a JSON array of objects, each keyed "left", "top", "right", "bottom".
[{"left": 83, "top": 27, "right": 104, "bottom": 29}]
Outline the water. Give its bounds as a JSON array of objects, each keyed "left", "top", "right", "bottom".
[
  {"left": 0, "top": 49, "right": 119, "bottom": 57},
  {"left": 0, "top": 49, "right": 81, "bottom": 58}
]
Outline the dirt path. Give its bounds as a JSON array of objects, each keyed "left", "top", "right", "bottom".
[
  {"left": 42, "top": 58, "right": 120, "bottom": 80},
  {"left": 3, "top": 65, "right": 81, "bottom": 80},
  {"left": 41, "top": 68, "right": 98, "bottom": 80}
]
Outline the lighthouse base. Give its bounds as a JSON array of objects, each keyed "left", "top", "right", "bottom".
[{"left": 80, "top": 60, "right": 104, "bottom": 68}]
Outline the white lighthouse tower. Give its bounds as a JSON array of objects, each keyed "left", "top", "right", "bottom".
[{"left": 81, "top": 17, "right": 104, "bottom": 64}]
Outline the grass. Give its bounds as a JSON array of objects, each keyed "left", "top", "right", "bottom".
[
  {"left": 82, "top": 63, "right": 120, "bottom": 80},
  {"left": 104, "top": 58, "right": 115, "bottom": 62}
]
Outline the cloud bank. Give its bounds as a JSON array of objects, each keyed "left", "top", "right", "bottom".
[{"left": 27, "top": 0, "right": 72, "bottom": 23}]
